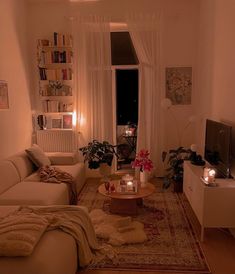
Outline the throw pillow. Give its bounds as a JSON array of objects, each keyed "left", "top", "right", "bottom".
[
  {"left": 25, "top": 144, "right": 51, "bottom": 167},
  {"left": 0, "top": 211, "right": 49, "bottom": 256}
]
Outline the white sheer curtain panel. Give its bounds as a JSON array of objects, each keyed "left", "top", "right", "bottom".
[
  {"left": 72, "top": 15, "right": 113, "bottom": 148},
  {"left": 126, "top": 13, "right": 163, "bottom": 176}
]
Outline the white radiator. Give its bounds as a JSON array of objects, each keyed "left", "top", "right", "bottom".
[{"left": 36, "top": 130, "right": 78, "bottom": 152}]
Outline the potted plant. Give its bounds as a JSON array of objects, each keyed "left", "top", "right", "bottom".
[
  {"left": 79, "top": 140, "right": 118, "bottom": 171},
  {"left": 162, "top": 146, "right": 192, "bottom": 192}
]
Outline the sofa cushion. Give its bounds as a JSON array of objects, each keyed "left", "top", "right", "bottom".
[
  {"left": 7, "top": 152, "right": 37, "bottom": 181},
  {"left": 0, "top": 182, "right": 69, "bottom": 206},
  {"left": 0, "top": 230, "right": 77, "bottom": 274},
  {"left": 46, "top": 152, "right": 79, "bottom": 165},
  {"left": 23, "top": 163, "right": 86, "bottom": 194},
  {"left": 0, "top": 161, "right": 20, "bottom": 195},
  {"left": 25, "top": 144, "right": 51, "bottom": 167},
  {"left": 53, "top": 163, "right": 86, "bottom": 193},
  {"left": 0, "top": 212, "right": 48, "bottom": 257},
  {"left": 23, "top": 172, "right": 40, "bottom": 182}
]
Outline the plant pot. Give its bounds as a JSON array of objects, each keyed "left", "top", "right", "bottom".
[
  {"left": 99, "top": 163, "right": 111, "bottom": 178},
  {"left": 173, "top": 180, "right": 183, "bottom": 193}
]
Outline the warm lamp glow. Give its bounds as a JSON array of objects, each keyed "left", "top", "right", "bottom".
[
  {"left": 72, "top": 111, "right": 77, "bottom": 127},
  {"left": 77, "top": 112, "right": 86, "bottom": 127}
]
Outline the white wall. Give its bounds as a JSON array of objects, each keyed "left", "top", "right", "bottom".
[
  {"left": 195, "top": 0, "right": 235, "bottom": 159},
  {"left": 27, "top": 0, "right": 199, "bottom": 152},
  {"left": 0, "top": 0, "right": 32, "bottom": 160}
]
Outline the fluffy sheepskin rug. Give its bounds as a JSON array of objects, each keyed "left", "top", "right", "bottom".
[{"left": 89, "top": 209, "right": 147, "bottom": 246}]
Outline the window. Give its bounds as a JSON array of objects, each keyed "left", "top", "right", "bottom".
[
  {"left": 111, "top": 31, "right": 139, "bottom": 171},
  {"left": 116, "top": 69, "right": 138, "bottom": 125}
]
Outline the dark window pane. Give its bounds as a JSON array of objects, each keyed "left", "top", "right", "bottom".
[
  {"left": 116, "top": 69, "right": 138, "bottom": 125},
  {"left": 111, "top": 32, "right": 139, "bottom": 65}
]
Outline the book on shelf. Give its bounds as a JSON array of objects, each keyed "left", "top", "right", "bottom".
[
  {"left": 39, "top": 68, "right": 47, "bottom": 80},
  {"left": 39, "top": 68, "right": 72, "bottom": 81},
  {"left": 42, "top": 50, "right": 72, "bottom": 64},
  {"left": 42, "top": 100, "right": 73, "bottom": 113},
  {"left": 53, "top": 32, "right": 72, "bottom": 47}
]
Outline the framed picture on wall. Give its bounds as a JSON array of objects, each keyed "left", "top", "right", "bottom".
[
  {"left": 51, "top": 118, "right": 62, "bottom": 129},
  {"left": 0, "top": 80, "right": 9, "bottom": 109},
  {"left": 165, "top": 67, "right": 192, "bottom": 105},
  {"left": 62, "top": 114, "right": 72, "bottom": 129}
]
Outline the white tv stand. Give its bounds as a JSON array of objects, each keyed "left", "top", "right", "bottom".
[{"left": 183, "top": 161, "right": 235, "bottom": 241}]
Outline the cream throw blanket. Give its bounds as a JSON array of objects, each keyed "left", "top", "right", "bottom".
[
  {"left": 38, "top": 166, "right": 77, "bottom": 205},
  {"left": 0, "top": 206, "right": 114, "bottom": 267}
]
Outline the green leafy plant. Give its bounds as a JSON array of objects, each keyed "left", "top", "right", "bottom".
[
  {"left": 79, "top": 140, "right": 118, "bottom": 169},
  {"left": 162, "top": 146, "right": 192, "bottom": 190}
]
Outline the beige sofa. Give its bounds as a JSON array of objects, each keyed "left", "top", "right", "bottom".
[
  {"left": 0, "top": 151, "right": 86, "bottom": 205},
  {"left": 0, "top": 149, "right": 88, "bottom": 274}
]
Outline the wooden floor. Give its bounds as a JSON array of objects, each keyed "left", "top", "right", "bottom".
[{"left": 81, "top": 178, "right": 235, "bottom": 274}]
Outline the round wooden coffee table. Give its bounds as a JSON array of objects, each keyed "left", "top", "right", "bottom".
[{"left": 98, "top": 180, "right": 155, "bottom": 215}]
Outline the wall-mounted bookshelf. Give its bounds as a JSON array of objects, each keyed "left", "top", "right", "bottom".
[{"left": 36, "top": 32, "right": 74, "bottom": 130}]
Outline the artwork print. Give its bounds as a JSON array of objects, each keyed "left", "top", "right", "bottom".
[
  {"left": 166, "top": 67, "right": 192, "bottom": 105},
  {"left": 63, "top": 114, "right": 72, "bottom": 129},
  {"left": 52, "top": 118, "right": 62, "bottom": 129},
  {"left": 0, "top": 81, "right": 9, "bottom": 109}
]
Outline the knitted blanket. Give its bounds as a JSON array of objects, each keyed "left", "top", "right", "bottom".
[
  {"left": 0, "top": 206, "right": 114, "bottom": 267},
  {"left": 38, "top": 166, "right": 77, "bottom": 205}
]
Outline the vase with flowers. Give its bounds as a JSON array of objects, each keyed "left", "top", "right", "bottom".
[{"left": 132, "top": 149, "right": 153, "bottom": 187}]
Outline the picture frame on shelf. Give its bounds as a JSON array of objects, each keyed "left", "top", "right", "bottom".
[
  {"left": 0, "top": 80, "right": 9, "bottom": 109},
  {"left": 63, "top": 114, "right": 72, "bottom": 129},
  {"left": 51, "top": 118, "right": 62, "bottom": 129}
]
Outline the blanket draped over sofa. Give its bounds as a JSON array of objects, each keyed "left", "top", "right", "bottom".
[
  {"left": 38, "top": 166, "right": 77, "bottom": 205},
  {"left": 0, "top": 206, "right": 114, "bottom": 267}
]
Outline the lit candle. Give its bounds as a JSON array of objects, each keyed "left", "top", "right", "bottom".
[
  {"left": 203, "top": 168, "right": 216, "bottom": 184},
  {"left": 126, "top": 181, "right": 133, "bottom": 191},
  {"left": 208, "top": 169, "right": 216, "bottom": 183},
  {"left": 125, "top": 129, "right": 132, "bottom": 136}
]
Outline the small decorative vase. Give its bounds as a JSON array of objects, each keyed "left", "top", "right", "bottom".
[{"left": 140, "top": 170, "right": 148, "bottom": 187}]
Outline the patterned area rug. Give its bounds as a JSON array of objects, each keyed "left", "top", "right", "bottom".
[{"left": 78, "top": 179, "right": 210, "bottom": 273}]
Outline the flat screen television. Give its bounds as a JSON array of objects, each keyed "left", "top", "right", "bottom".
[{"left": 204, "top": 119, "right": 232, "bottom": 178}]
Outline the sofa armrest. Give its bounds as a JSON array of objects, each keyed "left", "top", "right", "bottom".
[{"left": 46, "top": 152, "right": 79, "bottom": 165}]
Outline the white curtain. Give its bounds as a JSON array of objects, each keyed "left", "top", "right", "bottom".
[
  {"left": 72, "top": 16, "right": 113, "bottom": 148},
  {"left": 126, "top": 13, "right": 163, "bottom": 176}
]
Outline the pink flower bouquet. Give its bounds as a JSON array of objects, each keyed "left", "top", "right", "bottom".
[{"left": 132, "top": 149, "right": 153, "bottom": 172}]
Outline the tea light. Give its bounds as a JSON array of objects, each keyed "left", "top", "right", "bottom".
[
  {"left": 126, "top": 181, "right": 133, "bottom": 191},
  {"left": 125, "top": 129, "right": 132, "bottom": 136},
  {"left": 203, "top": 168, "right": 216, "bottom": 184},
  {"left": 122, "top": 174, "right": 134, "bottom": 191},
  {"left": 208, "top": 169, "right": 216, "bottom": 183}
]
